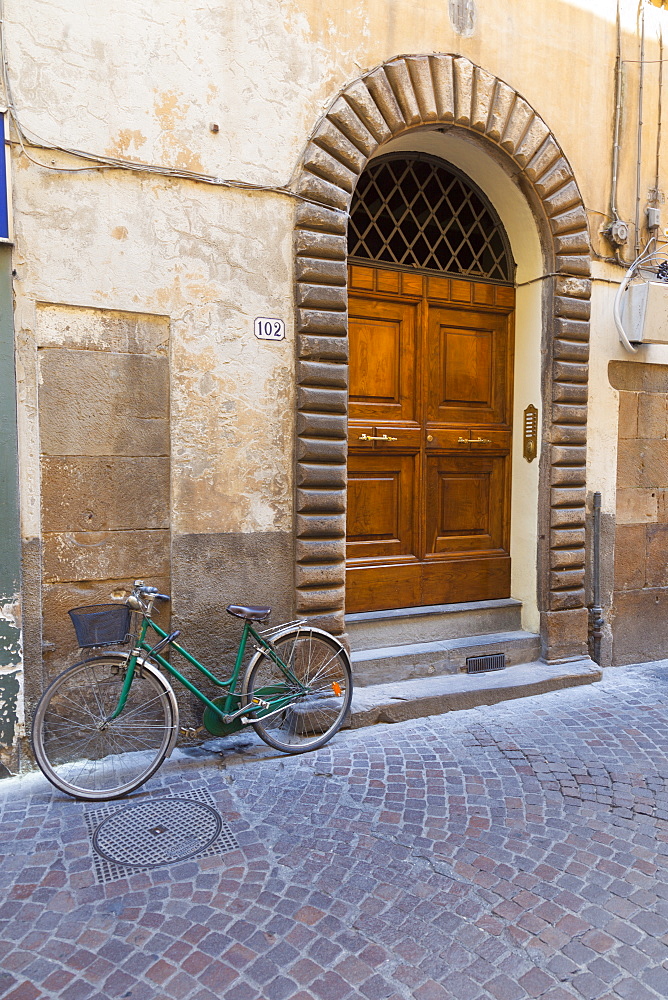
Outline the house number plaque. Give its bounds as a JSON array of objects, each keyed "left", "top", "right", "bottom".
[{"left": 254, "top": 317, "right": 285, "bottom": 341}]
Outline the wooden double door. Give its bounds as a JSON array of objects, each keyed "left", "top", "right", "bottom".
[{"left": 346, "top": 264, "right": 515, "bottom": 613}]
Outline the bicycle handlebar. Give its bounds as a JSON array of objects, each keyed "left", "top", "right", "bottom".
[{"left": 135, "top": 583, "right": 170, "bottom": 602}]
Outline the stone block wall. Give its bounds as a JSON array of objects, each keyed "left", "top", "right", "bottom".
[
  {"left": 611, "top": 362, "right": 668, "bottom": 664},
  {"left": 37, "top": 305, "right": 171, "bottom": 679}
]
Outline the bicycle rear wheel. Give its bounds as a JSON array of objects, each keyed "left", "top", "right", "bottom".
[
  {"left": 242, "top": 627, "right": 352, "bottom": 753},
  {"left": 32, "top": 656, "right": 177, "bottom": 801}
]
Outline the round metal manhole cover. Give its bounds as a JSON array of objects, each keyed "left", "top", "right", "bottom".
[{"left": 92, "top": 797, "right": 223, "bottom": 868}]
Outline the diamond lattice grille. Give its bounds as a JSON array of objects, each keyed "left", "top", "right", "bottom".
[{"left": 348, "top": 156, "right": 514, "bottom": 283}]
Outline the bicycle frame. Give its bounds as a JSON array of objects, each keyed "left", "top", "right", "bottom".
[{"left": 107, "top": 613, "right": 304, "bottom": 725}]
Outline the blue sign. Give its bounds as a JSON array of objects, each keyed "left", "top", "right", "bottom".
[{"left": 0, "top": 112, "right": 10, "bottom": 242}]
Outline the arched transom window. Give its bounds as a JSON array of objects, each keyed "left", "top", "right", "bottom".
[{"left": 348, "top": 154, "right": 515, "bottom": 284}]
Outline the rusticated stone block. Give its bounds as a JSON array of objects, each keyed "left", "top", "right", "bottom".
[
  {"left": 551, "top": 424, "right": 586, "bottom": 446},
  {"left": 295, "top": 561, "right": 345, "bottom": 588},
  {"left": 296, "top": 585, "right": 346, "bottom": 612},
  {"left": 551, "top": 465, "right": 587, "bottom": 486},
  {"left": 552, "top": 361, "right": 589, "bottom": 382},
  {"left": 296, "top": 172, "right": 350, "bottom": 211},
  {"left": 555, "top": 318, "right": 590, "bottom": 341},
  {"left": 297, "top": 335, "right": 348, "bottom": 362},
  {"left": 515, "top": 116, "right": 550, "bottom": 166},
  {"left": 549, "top": 204, "right": 589, "bottom": 236},
  {"left": 550, "top": 569, "right": 585, "bottom": 592},
  {"left": 297, "top": 360, "right": 348, "bottom": 389},
  {"left": 384, "top": 60, "right": 422, "bottom": 125},
  {"left": 552, "top": 382, "right": 588, "bottom": 405},
  {"left": 500, "top": 97, "right": 533, "bottom": 154},
  {"left": 551, "top": 444, "right": 587, "bottom": 466},
  {"left": 297, "top": 386, "right": 347, "bottom": 413},
  {"left": 297, "top": 463, "right": 347, "bottom": 489},
  {"left": 554, "top": 231, "right": 591, "bottom": 256},
  {"left": 313, "top": 120, "right": 367, "bottom": 173},
  {"left": 295, "top": 258, "right": 347, "bottom": 285},
  {"left": 297, "top": 436, "right": 347, "bottom": 463},
  {"left": 543, "top": 180, "right": 583, "bottom": 218},
  {"left": 540, "top": 608, "right": 589, "bottom": 660},
  {"left": 297, "top": 308, "right": 347, "bottom": 335},
  {"left": 614, "top": 524, "right": 646, "bottom": 590},
  {"left": 555, "top": 254, "right": 591, "bottom": 277},
  {"left": 406, "top": 55, "right": 438, "bottom": 120},
  {"left": 471, "top": 67, "right": 496, "bottom": 131},
  {"left": 525, "top": 136, "right": 561, "bottom": 182},
  {"left": 553, "top": 338, "right": 589, "bottom": 362},
  {"left": 554, "top": 296, "right": 591, "bottom": 321},
  {"left": 548, "top": 588, "right": 586, "bottom": 611},
  {"left": 303, "top": 144, "right": 358, "bottom": 192},
  {"left": 553, "top": 403, "right": 588, "bottom": 425},
  {"left": 296, "top": 411, "right": 347, "bottom": 438},
  {"left": 296, "top": 537, "right": 346, "bottom": 562},
  {"left": 297, "top": 487, "right": 346, "bottom": 513},
  {"left": 343, "top": 80, "right": 392, "bottom": 143},
  {"left": 550, "top": 506, "right": 586, "bottom": 528},
  {"left": 555, "top": 275, "right": 591, "bottom": 299},
  {"left": 366, "top": 67, "right": 406, "bottom": 132},
  {"left": 296, "top": 513, "right": 346, "bottom": 538},
  {"left": 296, "top": 284, "right": 347, "bottom": 311},
  {"left": 302, "top": 609, "right": 346, "bottom": 635},
  {"left": 295, "top": 202, "right": 347, "bottom": 237},
  {"left": 486, "top": 81, "right": 515, "bottom": 141},
  {"left": 430, "top": 54, "right": 455, "bottom": 121},
  {"left": 327, "top": 97, "right": 377, "bottom": 156},
  {"left": 551, "top": 487, "right": 586, "bottom": 508},
  {"left": 295, "top": 229, "right": 347, "bottom": 260},
  {"left": 551, "top": 527, "right": 586, "bottom": 549},
  {"left": 551, "top": 546, "right": 586, "bottom": 569},
  {"left": 453, "top": 57, "right": 474, "bottom": 123},
  {"left": 533, "top": 158, "right": 574, "bottom": 199}
]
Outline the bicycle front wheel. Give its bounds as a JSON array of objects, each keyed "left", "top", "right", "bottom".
[
  {"left": 32, "top": 656, "right": 177, "bottom": 801},
  {"left": 243, "top": 627, "right": 352, "bottom": 753}
]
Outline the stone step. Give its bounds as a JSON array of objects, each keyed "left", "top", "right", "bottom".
[
  {"left": 351, "top": 629, "right": 541, "bottom": 686},
  {"left": 347, "top": 658, "right": 603, "bottom": 728},
  {"left": 345, "top": 598, "right": 523, "bottom": 652}
]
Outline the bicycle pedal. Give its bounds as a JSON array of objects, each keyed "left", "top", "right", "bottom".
[
  {"left": 251, "top": 697, "right": 270, "bottom": 709},
  {"left": 179, "top": 725, "right": 205, "bottom": 740}
]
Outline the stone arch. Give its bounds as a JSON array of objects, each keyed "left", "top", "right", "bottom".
[{"left": 293, "top": 54, "right": 591, "bottom": 661}]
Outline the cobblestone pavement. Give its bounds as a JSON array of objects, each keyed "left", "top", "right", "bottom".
[{"left": 2, "top": 662, "right": 668, "bottom": 1000}]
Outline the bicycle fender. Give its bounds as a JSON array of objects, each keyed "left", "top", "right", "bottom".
[{"left": 241, "top": 625, "right": 350, "bottom": 700}]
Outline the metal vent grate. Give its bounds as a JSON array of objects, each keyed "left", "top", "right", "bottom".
[
  {"left": 85, "top": 787, "right": 239, "bottom": 884},
  {"left": 348, "top": 153, "right": 515, "bottom": 283},
  {"left": 466, "top": 653, "right": 506, "bottom": 674}
]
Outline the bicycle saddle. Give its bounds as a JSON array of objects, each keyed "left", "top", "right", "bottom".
[{"left": 226, "top": 604, "right": 271, "bottom": 622}]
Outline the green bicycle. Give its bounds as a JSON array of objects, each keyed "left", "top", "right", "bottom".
[{"left": 31, "top": 581, "right": 353, "bottom": 801}]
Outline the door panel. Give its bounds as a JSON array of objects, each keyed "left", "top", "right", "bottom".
[
  {"left": 346, "top": 264, "right": 514, "bottom": 613},
  {"left": 347, "top": 453, "right": 417, "bottom": 562}
]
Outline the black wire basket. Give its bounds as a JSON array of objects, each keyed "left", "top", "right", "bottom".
[{"left": 68, "top": 604, "right": 132, "bottom": 648}]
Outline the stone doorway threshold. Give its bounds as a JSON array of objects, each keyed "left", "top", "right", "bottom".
[{"left": 346, "top": 658, "right": 602, "bottom": 729}]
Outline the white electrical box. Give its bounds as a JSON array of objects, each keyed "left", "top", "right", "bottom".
[{"left": 623, "top": 281, "right": 668, "bottom": 345}]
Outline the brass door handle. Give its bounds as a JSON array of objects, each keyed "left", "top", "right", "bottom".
[
  {"left": 458, "top": 436, "right": 491, "bottom": 444},
  {"left": 358, "top": 433, "right": 398, "bottom": 442}
]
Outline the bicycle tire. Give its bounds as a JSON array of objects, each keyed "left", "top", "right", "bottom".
[
  {"left": 31, "top": 655, "right": 178, "bottom": 801},
  {"left": 242, "top": 626, "right": 353, "bottom": 753}
]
